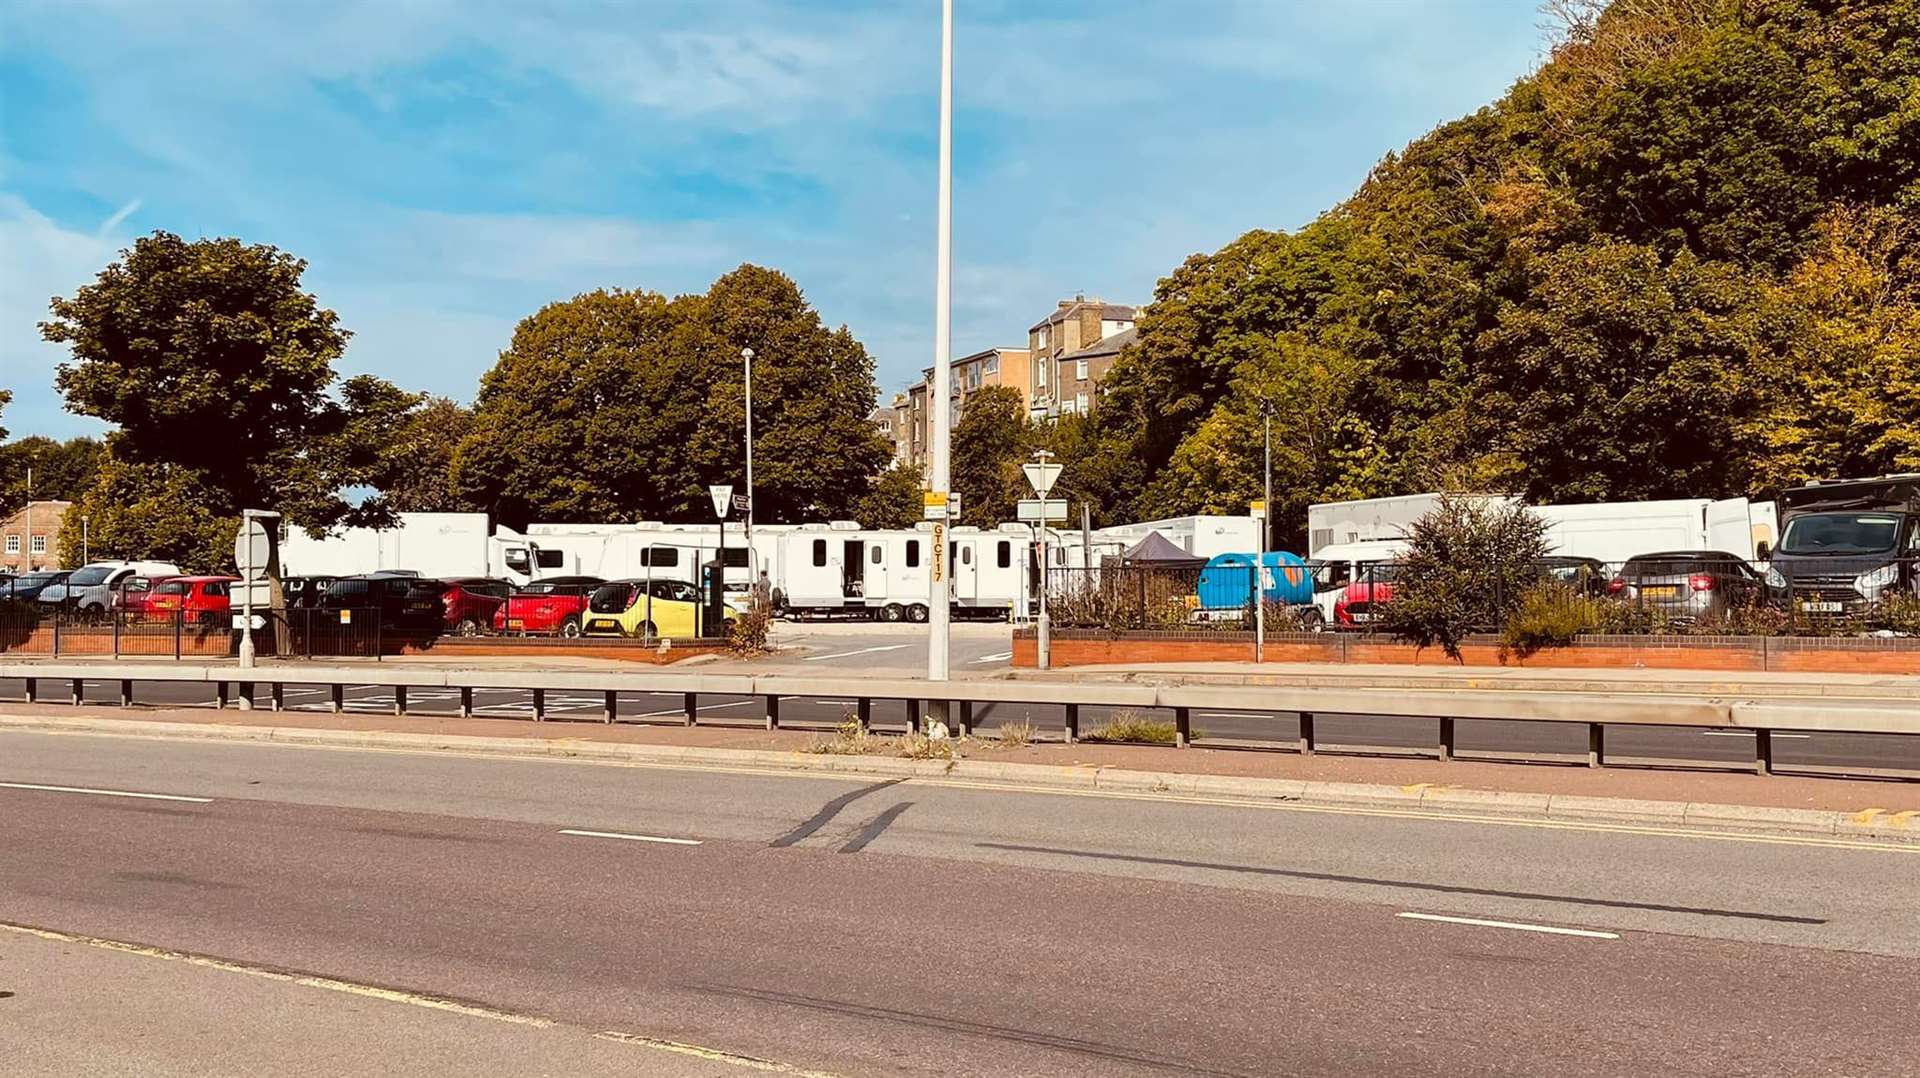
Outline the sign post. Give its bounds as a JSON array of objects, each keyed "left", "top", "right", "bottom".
[
  {"left": 1250, "top": 499, "right": 1268, "bottom": 663},
  {"left": 233, "top": 510, "right": 280, "bottom": 669},
  {"left": 707, "top": 485, "right": 732, "bottom": 637},
  {"left": 1022, "top": 452, "right": 1063, "bottom": 670}
]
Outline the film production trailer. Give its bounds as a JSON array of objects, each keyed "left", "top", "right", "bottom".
[
  {"left": 280, "top": 512, "right": 497, "bottom": 578},
  {"left": 771, "top": 524, "right": 1025, "bottom": 622},
  {"left": 1307, "top": 494, "right": 1777, "bottom": 563}
]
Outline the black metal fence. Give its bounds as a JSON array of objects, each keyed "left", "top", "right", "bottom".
[
  {"left": 0, "top": 602, "right": 409, "bottom": 659},
  {"left": 1040, "top": 557, "right": 1920, "bottom": 638}
]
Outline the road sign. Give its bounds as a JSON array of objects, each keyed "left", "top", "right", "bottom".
[
  {"left": 709, "top": 484, "right": 733, "bottom": 519},
  {"left": 1022, "top": 461, "right": 1062, "bottom": 497},
  {"left": 1016, "top": 498, "right": 1068, "bottom": 523},
  {"left": 1250, "top": 499, "right": 1266, "bottom": 519},
  {"left": 731, "top": 494, "right": 751, "bottom": 513},
  {"left": 230, "top": 613, "right": 266, "bottom": 631},
  {"left": 234, "top": 519, "right": 273, "bottom": 580},
  {"left": 228, "top": 581, "right": 272, "bottom": 608},
  {"left": 923, "top": 490, "right": 949, "bottom": 521}
]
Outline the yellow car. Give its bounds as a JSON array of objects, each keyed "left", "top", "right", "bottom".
[{"left": 581, "top": 579, "right": 735, "bottom": 639}]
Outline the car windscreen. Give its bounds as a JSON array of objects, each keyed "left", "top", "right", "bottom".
[
  {"left": 15, "top": 573, "right": 62, "bottom": 587},
  {"left": 67, "top": 566, "right": 115, "bottom": 586},
  {"left": 588, "top": 584, "right": 635, "bottom": 613},
  {"left": 1623, "top": 557, "right": 1709, "bottom": 578},
  {"left": 1778, "top": 512, "right": 1903, "bottom": 556}
]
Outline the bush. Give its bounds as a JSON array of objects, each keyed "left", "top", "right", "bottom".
[
  {"left": 727, "top": 606, "right": 771, "bottom": 655},
  {"left": 1081, "top": 709, "right": 1179, "bottom": 745},
  {"left": 1384, "top": 497, "right": 1551, "bottom": 660},
  {"left": 1877, "top": 594, "right": 1920, "bottom": 636},
  {"left": 1502, "top": 582, "right": 1598, "bottom": 657}
]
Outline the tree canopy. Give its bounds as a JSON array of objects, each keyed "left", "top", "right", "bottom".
[
  {"left": 1058, "top": 0, "right": 1920, "bottom": 544},
  {"left": 453, "top": 265, "right": 891, "bottom": 528}
]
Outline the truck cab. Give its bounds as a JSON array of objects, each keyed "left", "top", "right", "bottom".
[{"left": 1766, "top": 476, "right": 1920, "bottom": 616}]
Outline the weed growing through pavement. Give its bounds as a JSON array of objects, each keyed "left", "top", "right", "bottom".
[
  {"left": 1081, "top": 708, "right": 1179, "bottom": 745},
  {"left": 995, "top": 720, "right": 1034, "bottom": 748},
  {"left": 804, "top": 713, "right": 875, "bottom": 755}
]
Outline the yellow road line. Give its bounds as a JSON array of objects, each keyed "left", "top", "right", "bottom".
[
  {"left": 1852, "top": 808, "right": 1887, "bottom": 825},
  {"left": 0, "top": 921, "right": 843, "bottom": 1076}
]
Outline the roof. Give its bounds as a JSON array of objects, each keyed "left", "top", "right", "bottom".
[
  {"left": 1029, "top": 300, "right": 1138, "bottom": 333},
  {"left": 1121, "top": 531, "right": 1205, "bottom": 566},
  {"left": 1055, "top": 326, "right": 1139, "bottom": 363}
]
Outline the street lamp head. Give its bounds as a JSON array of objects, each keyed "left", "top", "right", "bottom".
[{"left": 740, "top": 346, "right": 754, "bottom": 361}]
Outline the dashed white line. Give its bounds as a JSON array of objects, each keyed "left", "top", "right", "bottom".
[
  {"left": 1702, "top": 731, "right": 1810, "bottom": 739},
  {"left": 0, "top": 781, "right": 213, "bottom": 804},
  {"left": 970, "top": 651, "right": 1013, "bottom": 664},
  {"left": 634, "top": 699, "right": 759, "bottom": 719},
  {"left": 1396, "top": 911, "right": 1619, "bottom": 939},
  {"left": 559, "top": 829, "right": 702, "bottom": 846},
  {"left": 802, "top": 645, "right": 912, "bottom": 662}
]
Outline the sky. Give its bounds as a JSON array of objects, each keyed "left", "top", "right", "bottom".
[{"left": 0, "top": 0, "right": 1545, "bottom": 440}]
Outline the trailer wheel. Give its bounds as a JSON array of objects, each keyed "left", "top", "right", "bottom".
[
  {"left": 880, "top": 603, "right": 904, "bottom": 623},
  {"left": 906, "top": 603, "right": 929, "bottom": 624},
  {"left": 1296, "top": 607, "right": 1326, "bottom": 633}
]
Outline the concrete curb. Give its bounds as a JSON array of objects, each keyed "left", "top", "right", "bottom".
[
  {"left": 4, "top": 712, "right": 1915, "bottom": 846},
  {"left": 1006, "top": 668, "right": 1920, "bottom": 701}
]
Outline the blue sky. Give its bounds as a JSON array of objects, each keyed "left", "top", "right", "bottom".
[{"left": 1, "top": 0, "right": 1544, "bottom": 439}]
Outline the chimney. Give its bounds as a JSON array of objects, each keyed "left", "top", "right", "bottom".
[{"left": 1057, "top": 299, "right": 1073, "bottom": 310}]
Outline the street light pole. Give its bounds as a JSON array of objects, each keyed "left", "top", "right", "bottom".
[
  {"left": 1255, "top": 401, "right": 1272, "bottom": 662},
  {"left": 742, "top": 346, "right": 755, "bottom": 557},
  {"left": 81, "top": 515, "right": 89, "bottom": 564},
  {"left": 926, "top": 0, "right": 954, "bottom": 710}
]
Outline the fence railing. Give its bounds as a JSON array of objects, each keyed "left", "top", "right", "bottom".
[
  {"left": 0, "top": 603, "right": 405, "bottom": 660},
  {"left": 1043, "top": 557, "right": 1920, "bottom": 639}
]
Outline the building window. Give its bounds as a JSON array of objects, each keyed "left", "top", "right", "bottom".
[
  {"left": 985, "top": 356, "right": 999, "bottom": 376},
  {"left": 1076, "top": 392, "right": 1089, "bottom": 413},
  {"left": 1076, "top": 359, "right": 1089, "bottom": 381},
  {"left": 30, "top": 536, "right": 46, "bottom": 555},
  {"left": 1036, "top": 363, "right": 1047, "bottom": 387},
  {"left": 4, "top": 536, "right": 16, "bottom": 554}
]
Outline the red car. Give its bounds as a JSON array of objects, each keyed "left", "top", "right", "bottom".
[
  {"left": 144, "top": 576, "right": 238, "bottom": 625},
  {"left": 1334, "top": 567, "right": 1399, "bottom": 627},
  {"left": 111, "top": 574, "right": 179, "bottom": 616},
  {"left": 440, "top": 577, "right": 514, "bottom": 636},
  {"left": 493, "top": 576, "right": 606, "bottom": 637}
]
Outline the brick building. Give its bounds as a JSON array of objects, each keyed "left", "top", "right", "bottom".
[
  {"left": 1026, "top": 295, "right": 1137, "bottom": 417},
  {"left": 1, "top": 500, "right": 74, "bottom": 574},
  {"left": 898, "top": 346, "right": 1032, "bottom": 472}
]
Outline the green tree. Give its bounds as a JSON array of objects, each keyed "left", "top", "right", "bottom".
[
  {"left": 0, "top": 435, "right": 104, "bottom": 518},
  {"left": 55, "top": 454, "right": 232, "bottom": 573},
  {"left": 1383, "top": 497, "right": 1551, "bottom": 661},
  {"left": 851, "top": 462, "right": 924, "bottom": 529},
  {"left": 454, "top": 266, "right": 892, "bottom": 527},
  {"left": 381, "top": 396, "right": 479, "bottom": 513},
  {"left": 0, "top": 388, "right": 10, "bottom": 441},
  {"left": 951, "top": 385, "right": 1030, "bottom": 527}
]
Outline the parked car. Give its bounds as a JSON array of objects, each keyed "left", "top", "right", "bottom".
[
  {"left": 3, "top": 570, "right": 70, "bottom": 602},
  {"left": 110, "top": 574, "right": 180, "bottom": 616},
  {"left": 1333, "top": 563, "right": 1401, "bottom": 627},
  {"left": 37, "top": 561, "right": 181, "bottom": 612},
  {"left": 281, "top": 575, "right": 339, "bottom": 608},
  {"left": 493, "top": 576, "right": 605, "bottom": 637},
  {"left": 439, "top": 577, "right": 514, "bottom": 636},
  {"left": 1608, "top": 551, "right": 1766, "bottom": 621},
  {"left": 312, "top": 573, "right": 447, "bottom": 634},
  {"left": 582, "top": 578, "right": 733, "bottom": 639},
  {"left": 1535, "top": 556, "right": 1610, "bottom": 595},
  {"left": 144, "top": 576, "right": 238, "bottom": 625}
]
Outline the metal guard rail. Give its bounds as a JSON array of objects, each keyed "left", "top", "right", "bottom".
[{"left": 3, "top": 661, "right": 1916, "bottom": 778}]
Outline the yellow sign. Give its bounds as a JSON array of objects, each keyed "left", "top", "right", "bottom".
[
  {"left": 1250, "top": 499, "right": 1266, "bottom": 518},
  {"left": 339, "top": 609, "right": 352, "bottom": 626},
  {"left": 930, "top": 522, "right": 946, "bottom": 581},
  {"left": 923, "top": 489, "right": 949, "bottom": 521}
]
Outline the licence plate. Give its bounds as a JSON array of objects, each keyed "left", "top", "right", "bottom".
[
  {"left": 1349, "top": 612, "right": 1375, "bottom": 623},
  {"left": 506, "top": 619, "right": 525, "bottom": 629},
  {"left": 1799, "top": 601, "right": 1844, "bottom": 613},
  {"left": 1641, "top": 586, "right": 1679, "bottom": 600}
]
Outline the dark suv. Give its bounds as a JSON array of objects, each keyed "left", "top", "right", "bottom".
[
  {"left": 1609, "top": 551, "right": 1766, "bottom": 622},
  {"left": 313, "top": 573, "right": 447, "bottom": 634}
]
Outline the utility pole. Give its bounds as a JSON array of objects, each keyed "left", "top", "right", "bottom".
[
  {"left": 925, "top": 0, "right": 954, "bottom": 713},
  {"left": 742, "top": 346, "right": 755, "bottom": 558},
  {"left": 23, "top": 466, "right": 31, "bottom": 571},
  {"left": 1254, "top": 400, "right": 1272, "bottom": 662}
]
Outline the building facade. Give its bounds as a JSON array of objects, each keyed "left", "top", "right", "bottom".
[
  {"left": 1027, "top": 295, "right": 1137, "bottom": 417},
  {"left": 1, "top": 500, "right": 74, "bottom": 574},
  {"left": 896, "top": 346, "right": 1031, "bottom": 472}
]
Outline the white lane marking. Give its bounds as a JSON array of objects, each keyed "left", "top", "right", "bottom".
[
  {"left": 802, "top": 645, "right": 912, "bottom": 662},
  {"left": 970, "top": 651, "right": 1013, "bottom": 664},
  {"left": 1197, "top": 711, "right": 1260, "bottom": 719},
  {"left": 559, "top": 828, "right": 702, "bottom": 846},
  {"left": 1702, "top": 731, "right": 1810, "bottom": 739},
  {"left": 634, "top": 699, "right": 758, "bottom": 719},
  {"left": 0, "top": 781, "right": 212, "bottom": 804},
  {"left": 1396, "top": 912, "right": 1619, "bottom": 939}
]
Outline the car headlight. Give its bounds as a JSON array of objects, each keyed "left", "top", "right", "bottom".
[
  {"left": 1765, "top": 565, "right": 1786, "bottom": 589},
  {"left": 1855, "top": 564, "right": 1898, "bottom": 594}
]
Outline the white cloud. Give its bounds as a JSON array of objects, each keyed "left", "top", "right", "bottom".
[{"left": 0, "top": 194, "right": 122, "bottom": 435}]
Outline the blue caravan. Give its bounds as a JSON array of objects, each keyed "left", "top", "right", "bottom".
[{"left": 1194, "top": 551, "right": 1318, "bottom": 623}]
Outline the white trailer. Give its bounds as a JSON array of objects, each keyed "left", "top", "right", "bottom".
[
  {"left": 1306, "top": 494, "right": 1780, "bottom": 564},
  {"left": 1088, "top": 515, "right": 1260, "bottom": 560},
  {"left": 279, "top": 513, "right": 497, "bottom": 579}
]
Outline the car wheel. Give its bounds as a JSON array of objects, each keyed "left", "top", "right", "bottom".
[
  {"left": 1296, "top": 608, "right": 1326, "bottom": 633},
  {"left": 638, "top": 620, "right": 659, "bottom": 639},
  {"left": 559, "top": 617, "right": 581, "bottom": 639},
  {"left": 906, "top": 603, "right": 929, "bottom": 624},
  {"left": 455, "top": 618, "right": 481, "bottom": 637},
  {"left": 881, "top": 603, "right": 904, "bottom": 623}
]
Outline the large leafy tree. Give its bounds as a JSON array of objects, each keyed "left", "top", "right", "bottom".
[
  {"left": 0, "top": 435, "right": 105, "bottom": 518},
  {"left": 40, "top": 232, "right": 417, "bottom": 567},
  {"left": 851, "top": 463, "right": 925, "bottom": 529},
  {"left": 455, "top": 265, "right": 891, "bottom": 527},
  {"left": 950, "top": 385, "right": 1030, "bottom": 527}
]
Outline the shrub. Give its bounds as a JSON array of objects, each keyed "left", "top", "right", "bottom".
[
  {"left": 1876, "top": 594, "right": 1920, "bottom": 636},
  {"left": 726, "top": 606, "right": 771, "bottom": 655},
  {"left": 804, "top": 714, "right": 875, "bottom": 755},
  {"left": 1384, "top": 497, "right": 1551, "bottom": 660},
  {"left": 898, "top": 733, "right": 957, "bottom": 761},
  {"left": 1590, "top": 597, "right": 1673, "bottom": 635},
  {"left": 1502, "top": 582, "right": 1598, "bottom": 657},
  {"left": 995, "top": 720, "right": 1034, "bottom": 748},
  {"left": 1081, "top": 709, "right": 1178, "bottom": 745}
]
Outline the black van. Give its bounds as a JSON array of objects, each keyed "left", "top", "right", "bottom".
[
  {"left": 1767, "top": 475, "right": 1920, "bottom": 616},
  {"left": 313, "top": 572, "right": 447, "bottom": 633}
]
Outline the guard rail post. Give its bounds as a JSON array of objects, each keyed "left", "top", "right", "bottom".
[
  {"left": 70, "top": 677, "right": 82, "bottom": 706},
  {"left": 1297, "top": 711, "right": 1315, "bottom": 755},
  {"left": 392, "top": 685, "right": 407, "bottom": 716},
  {"left": 270, "top": 682, "right": 284, "bottom": 712},
  {"left": 603, "top": 690, "right": 617, "bottom": 724},
  {"left": 1064, "top": 702, "right": 1079, "bottom": 744},
  {"left": 1755, "top": 728, "right": 1774, "bottom": 776},
  {"left": 120, "top": 678, "right": 132, "bottom": 707},
  {"left": 215, "top": 681, "right": 229, "bottom": 709},
  {"left": 905, "top": 699, "right": 919, "bottom": 734},
  {"left": 683, "top": 692, "right": 697, "bottom": 726},
  {"left": 1438, "top": 716, "right": 1455, "bottom": 761},
  {"left": 1587, "top": 723, "right": 1605, "bottom": 768},
  {"left": 22, "top": 676, "right": 35, "bottom": 703},
  {"left": 1174, "top": 706, "right": 1191, "bottom": 748},
  {"left": 460, "top": 687, "right": 473, "bottom": 717},
  {"left": 957, "top": 700, "right": 973, "bottom": 738},
  {"left": 329, "top": 683, "right": 344, "bottom": 713},
  {"left": 856, "top": 697, "right": 871, "bottom": 732},
  {"left": 765, "top": 694, "right": 780, "bottom": 731},
  {"left": 530, "top": 688, "right": 544, "bottom": 721},
  {"left": 237, "top": 682, "right": 254, "bottom": 711}
]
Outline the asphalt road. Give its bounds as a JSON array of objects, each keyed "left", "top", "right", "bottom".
[
  {"left": 4, "top": 675, "right": 1917, "bottom": 776},
  {"left": 1, "top": 730, "right": 1916, "bottom": 1077}
]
